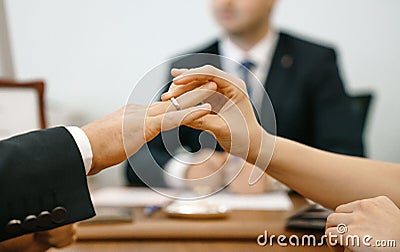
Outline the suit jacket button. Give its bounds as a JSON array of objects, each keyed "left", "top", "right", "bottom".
[
  {"left": 51, "top": 207, "right": 68, "bottom": 223},
  {"left": 281, "top": 55, "right": 294, "bottom": 69},
  {"left": 37, "top": 211, "right": 52, "bottom": 227},
  {"left": 21, "top": 215, "right": 38, "bottom": 230},
  {"left": 5, "top": 219, "right": 22, "bottom": 234}
]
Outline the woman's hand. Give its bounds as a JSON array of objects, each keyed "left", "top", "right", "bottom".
[
  {"left": 162, "top": 65, "right": 275, "bottom": 183},
  {"left": 162, "top": 66, "right": 264, "bottom": 160},
  {"left": 326, "top": 196, "right": 400, "bottom": 252}
]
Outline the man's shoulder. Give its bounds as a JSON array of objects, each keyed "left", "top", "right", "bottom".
[
  {"left": 194, "top": 40, "right": 219, "bottom": 54},
  {"left": 170, "top": 39, "right": 221, "bottom": 69},
  {"left": 170, "top": 40, "right": 219, "bottom": 58},
  {"left": 279, "top": 31, "right": 336, "bottom": 56}
]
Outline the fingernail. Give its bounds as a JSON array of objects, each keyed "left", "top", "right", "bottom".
[
  {"left": 197, "top": 103, "right": 211, "bottom": 110},
  {"left": 206, "top": 82, "right": 216, "bottom": 88}
]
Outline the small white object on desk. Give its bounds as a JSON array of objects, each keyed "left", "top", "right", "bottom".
[
  {"left": 164, "top": 201, "right": 229, "bottom": 219},
  {"left": 183, "top": 191, "right": 293, "bottom": 211},
  {"left": 91, "top": 187, "right": 176, "bottom": 207}
]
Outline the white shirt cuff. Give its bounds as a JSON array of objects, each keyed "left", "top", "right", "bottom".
[
  {"left": 164, "top": 153, "right": 192, "bottom": 189},
  {"left": 66, "top": 126, "right": 93, "bottom": 175}
]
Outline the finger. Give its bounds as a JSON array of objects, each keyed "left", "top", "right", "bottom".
[
  {"left": 164, "top": 65, "right": 246, "bottom": 100},
  {"left": 184, "top": 114, "right": 223, "bottom": 132},
  {"left": 36, "top": 232, "right": 76, "bottom": 249},
  {"left": 326, "top": 213, "right": 352, "bottom": 228},
  {"left": 172, "top": 65, "right": 225, "bottom": 83},
  {"left": 325, "top": 227, "right": 345, "bottom": 249},
  {"left": 163, "top": 103, "right": 212, "bottom": 130},
  {"left": 173, "top": 82, "right": 217, "bottom": 111},
  {"left": 35, "top": 224, "right": 76, "bottom": 248},
  {"left": 150, "top": 82, "right": 217, "bottom": 115},
  {"left": 147, "top": 103, "right": 211, "bottom": 139},
  {"left": 50, "top": 234, "right": 76, "bottom": 248},
  {"left": 161, "top": 80, "right": 215, "bottom": 101},
  {"left": 171, "top": 68, "right": 188, "bottom": 77},
  {"left": 327, "top": 241, "right": 345, "bottom": 252},
  {"left": 173, "top": 65, "right": 244, "bottom": 89},
  {"left": 335, "top": 200, "right": 359, "bottom": 213},
  {"left": 329, "top": 247, "right": 345, "bottom": 252}
]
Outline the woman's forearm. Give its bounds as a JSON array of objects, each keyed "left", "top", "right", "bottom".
[{"left": 258, "top": 133, "right": 400, "bottom": 209}]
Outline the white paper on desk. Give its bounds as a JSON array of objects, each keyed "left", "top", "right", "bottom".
[
  {"left": 92, "top": 187, "right": 292, "bottom": 211},
  {"left": 179, "top": 191, "right": 293, "bottom": 211},
  {"left": 91, "top": 187, "right": 175, "bottom": 207}
]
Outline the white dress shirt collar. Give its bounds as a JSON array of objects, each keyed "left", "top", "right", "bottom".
[{"left": 219, "top": 27, "right": 279, "bottom": 81}]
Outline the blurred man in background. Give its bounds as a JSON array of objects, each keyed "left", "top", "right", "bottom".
[{"left": 126, "top": 0, "right": 364, "bottom": 192}]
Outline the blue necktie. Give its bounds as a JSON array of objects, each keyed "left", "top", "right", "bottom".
[
  {"left": 239, "top": 60, "right": 255, "bottom": 98},
  {"left": 239, "top": 60, "right": 261, "bottom": 122}
]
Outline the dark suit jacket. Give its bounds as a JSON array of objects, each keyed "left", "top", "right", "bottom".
[
  {"left": 126, "top": 31, "right": 364, "bottom": 186},
  {"left": 0, "top": 127, "right": 95, "bottom": 241}
]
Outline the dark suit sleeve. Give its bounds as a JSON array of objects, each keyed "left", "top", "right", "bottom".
[
  {"left": 309, "top": 49, "right": 364, "bottom": 156},
  {"left": 0, "top": 127, "right": 95, "bottom": 241}
]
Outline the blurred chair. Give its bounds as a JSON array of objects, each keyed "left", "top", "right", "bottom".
[
  {"left": 350, "top": 93, "right": 373, "bottom": 158},
  {"left": 0, "top": 79, "right": 46, "bottom": 140},
  {"left": 350, "top": 93, "right": 373, "bottom": 134}
]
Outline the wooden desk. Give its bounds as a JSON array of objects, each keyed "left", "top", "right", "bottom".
[{"left": 50, "top": 195, "right": 330, "bottom": 251}]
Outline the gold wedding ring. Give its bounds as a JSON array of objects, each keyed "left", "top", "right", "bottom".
[{"left": 170, "top": 97, "right": 182, "bottom": 111}]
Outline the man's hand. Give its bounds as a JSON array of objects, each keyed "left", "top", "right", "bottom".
[
  {"left": 35, "top": 224, "right": 76, "bottom": 249},
  {"left": 0, "top": 224, "right": 76, "bottom": 252},
  {"left": 326, "top": 196, "right": 400, "bottom": 252},
  {"left": 82, "top": 82, "right": 216, "bottom": 175}
]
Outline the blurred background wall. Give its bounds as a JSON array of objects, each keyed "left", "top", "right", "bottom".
[
  {"left": 1, "top": 0, "right": 399, "bottom": 184},
  {"left": 0, "top": 0, "right": 13, "bottom": 77}
]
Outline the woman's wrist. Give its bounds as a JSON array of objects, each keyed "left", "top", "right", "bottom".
[{"left": 247, "top": 127, "right": 275, "bottom": 170}]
